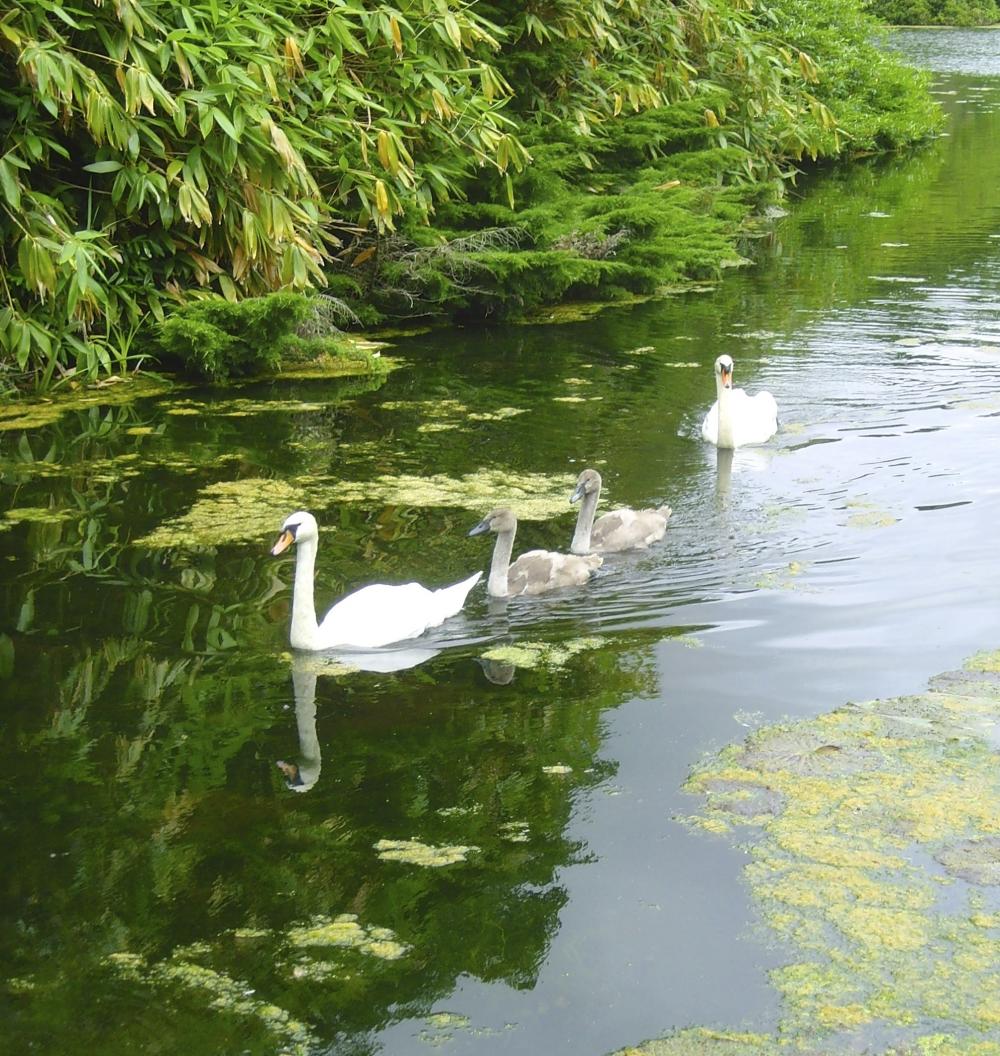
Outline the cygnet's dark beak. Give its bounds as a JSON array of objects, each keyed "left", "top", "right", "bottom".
[
  {"left": 570, "top": 482, "right": 585, "bottom": 504},
  {"left": 467, "top": 518, "right": 490, "bottom": 537}
]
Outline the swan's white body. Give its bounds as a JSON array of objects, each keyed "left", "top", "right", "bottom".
[
  {"left": 570, "top": 468, "right": 671, "bottom": 554},
  {"left": 272, "top": 511, "right": 481, "bottom": 651},
  {"left": 701, "top": 354, "right": 778, "bottom": 449}
]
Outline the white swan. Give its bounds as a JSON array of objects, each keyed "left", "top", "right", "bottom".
[
  {"left": 271, "top": 510, "right": 482, "bottom": 650},
  {"left": 468, "top": 507, "right": 601, "bottom": 598},
  {"left": 569, "top": 468, "right": 672, "bottom": 554},
  {"left": 701, "top": 354, "right": 778, "bottom": 448}
]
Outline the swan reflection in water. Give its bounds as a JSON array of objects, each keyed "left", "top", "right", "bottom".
[{"left": 276, "top": 646, "right": 441, "bottom": 793}]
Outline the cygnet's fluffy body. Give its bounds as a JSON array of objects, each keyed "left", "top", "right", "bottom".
[
  {"left": 569, "top": 468, "right": 671, "bottom": 554},
  {"left": 468, "top": 507, "right": 601, "bottom": 598}
]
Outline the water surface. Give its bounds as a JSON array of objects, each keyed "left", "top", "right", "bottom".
[{"left": 4, "top": 30, "right": 1000, "bottom": 1056}]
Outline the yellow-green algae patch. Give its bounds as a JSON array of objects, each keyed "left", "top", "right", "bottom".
[
  {"left": 612, "top": 1027, "right": 779, "bottom": 1056},
  {"left": 135, "top": 477, "right": 337, "bottom": 548},
  {"left": 163, "top": 397, "right": 328, "bottom": 417},
  {"left": 675, "top": 650, "right": 1000, "bottom": 1051},
  {"left": 480, "top": 636, "right": 605, "bottom": 670},
  {"left": 754, "top": 560, "right": 809, "bottom": 591},
  {"left": 467, "top": 407, "right": 527, "bottom": 421},
  {"left": 0, "top": 377, "right": 174, "bottom": 432},
  {"left": 136, "top": 467, "right": 578, "bottom": 548},
  {"left": 333, "top": 468, "right": 578, "bottom": 520},
  {"left": 4, "top": 506, "right": 78, "bottom": 525},
  {"left": 845, "top": 499, "right": 898, "bottom": 529},
  {"left": 287, "top": 913, "right": 408, "bottom": 960},
  {"left": 374, "top": 838, "right": 478, "bottom": 867},
  {"left": 104, "top": 950, "right": 315, "bottom": 1055}
]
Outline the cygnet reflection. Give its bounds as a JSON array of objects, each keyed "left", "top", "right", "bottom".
[{"left": 477, "top": 657, "right": 517, "bottom": 685}]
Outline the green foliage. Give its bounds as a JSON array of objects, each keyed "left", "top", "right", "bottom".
[
  {"left": 0, "top": 0, "right": 528, "bottom": 389},
  {"left": 865, "top": 0, "right": 999, "bottom": 24},
  {"left": 0, "top": 0, "right": 941, "bottom": 387},
  {"left": 157, "top": 293, "right": 310, "bottom": 381},
  {"left": 325, "top": 0, "right": 941, "bottom": 322}
]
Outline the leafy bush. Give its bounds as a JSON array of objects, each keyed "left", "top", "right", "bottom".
[
  {"left": 157, "top": 294, "right": 310, "bottom": 381},
  {"left": 0, "top": 0, "right": 528, "bottom": 389},
  {"left": 1, "top": 0, "right": 942, "bottom": 389},
  {"left": 865, "top": 0, "right": 999, "bottom": 23}
]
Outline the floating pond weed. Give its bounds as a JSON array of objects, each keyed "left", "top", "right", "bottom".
[
  {"left": 332, "top": 469, "right": 578, "bottom": 520},
  {"left": 480, "top": 637, "right": 605, "bottom": 670},
  {"left": 374, "top": 839, "right": 479, "bottom": 867},
  {"left": 677, "top": 650, "right": 1000, "bottom": 1048}
]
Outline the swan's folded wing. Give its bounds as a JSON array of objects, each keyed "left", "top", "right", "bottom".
[
  {"left": 318, "top": 582, "right": 441, "bottom": 649},
  {"left": 701, "top": 400, "right": 720, "bottom": 444},
  {"left": 592, "top": 508, "right": 671, "bottom": 552},
  {"left": 508, "top": 549, "right": 601, "bottom": 595}
]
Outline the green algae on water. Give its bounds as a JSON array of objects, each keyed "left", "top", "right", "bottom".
[
  {"left": 845, "top": 499, "right": 898, "bottom": 529},
  {"left": 480, "top": 636, "right": 605, "bottom": 670},
  {"left": 334, "top": 468, "right": 578, "bottom": 520},
  {"left": 0, "top": 377, "right": 174, "bottom": 432},
  {"left": 4, "top": 506, "right": 78, "bottom": 525},
  {"left": 679, "top": 651, "right": 1000, "bottom": 1048},
  {"left": 287, "top": 914, "right": 409, "bottom": 959},
  {"left": 612, "top": 1027, "right": 780, "bottom": 1056},
  {"left": 374, "top": 838, "right": 479, "bottom": 867},
  {"left": 135, "top": 478, "right": 334, "bottom": 548},
  {"left": 104, "top": 950, "right": 315, "bottom": 1055}
]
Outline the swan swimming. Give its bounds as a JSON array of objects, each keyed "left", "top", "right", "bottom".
[
  {"left": 468, "top": 507, "right": 601, "bottom": 598},
  {"left": 569, "top": 468, "right": 672, "bottom": 554},
  {"left": 701, "top": 354, "right": 778, "bottom": 448},
  {"left": 271, "top": 510, "right": 482, "bottom": 650}
]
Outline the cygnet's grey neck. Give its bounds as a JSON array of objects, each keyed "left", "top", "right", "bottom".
[
  {"left": 488, "top": 525, "right": 516, "bottom": 597},
  {"left": 716, "top": 377, "right": 735, "bottom": 450},
  {"left": 290, "top": 536, "right": 320, "bottom": 649},
  {"left": 571, "top": 487, "right": 601, "bottom": 554}
]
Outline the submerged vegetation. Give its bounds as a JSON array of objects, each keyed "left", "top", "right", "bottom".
[{"left": 1, "top": 0, "right": 940, "bottom": 391}]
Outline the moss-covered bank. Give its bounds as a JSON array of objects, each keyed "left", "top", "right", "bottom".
[{"left": 615, "top": 650, "right": 1000, "bottom": 1056}]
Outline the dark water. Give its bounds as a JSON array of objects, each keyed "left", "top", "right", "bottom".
[{"left": 4, "top": 31, "right": 1000, "bottom": 1056}]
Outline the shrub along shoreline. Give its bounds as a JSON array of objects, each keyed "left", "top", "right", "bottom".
[{"left": 0, "top": 0, "right": 941, "bottom": 391}]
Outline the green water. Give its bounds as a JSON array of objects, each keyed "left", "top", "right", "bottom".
[{"left": 5, "top": 30, "right": 1000, "bottom": 1056}]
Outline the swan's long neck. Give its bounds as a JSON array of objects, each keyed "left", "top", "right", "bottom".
[
  {"left": 488, "top": 526, "right": 516, "bottom": 597},
  {"left": 290, "top": 536, "right": 320, "bottom": 649},
  {"left": 571, "top": 487, "right": 601, "bottom": 554},
  {"left": 716, "top": 377, "right": 736, "bottom": 450}
]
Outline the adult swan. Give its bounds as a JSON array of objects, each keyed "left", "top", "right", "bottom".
[
  {"left": 701, "top": 354, "right": 778, "bottom": 448},
  {"left": 271, "top": 511, "right": 482, "bottom": 650}
]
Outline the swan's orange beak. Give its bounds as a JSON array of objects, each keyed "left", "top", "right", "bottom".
[
  {"left": 271, "top": 529, "right": 294, "bottom": 556},
  {"left": 720, "top": 366, "right": 733, "bottom": 389}
]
